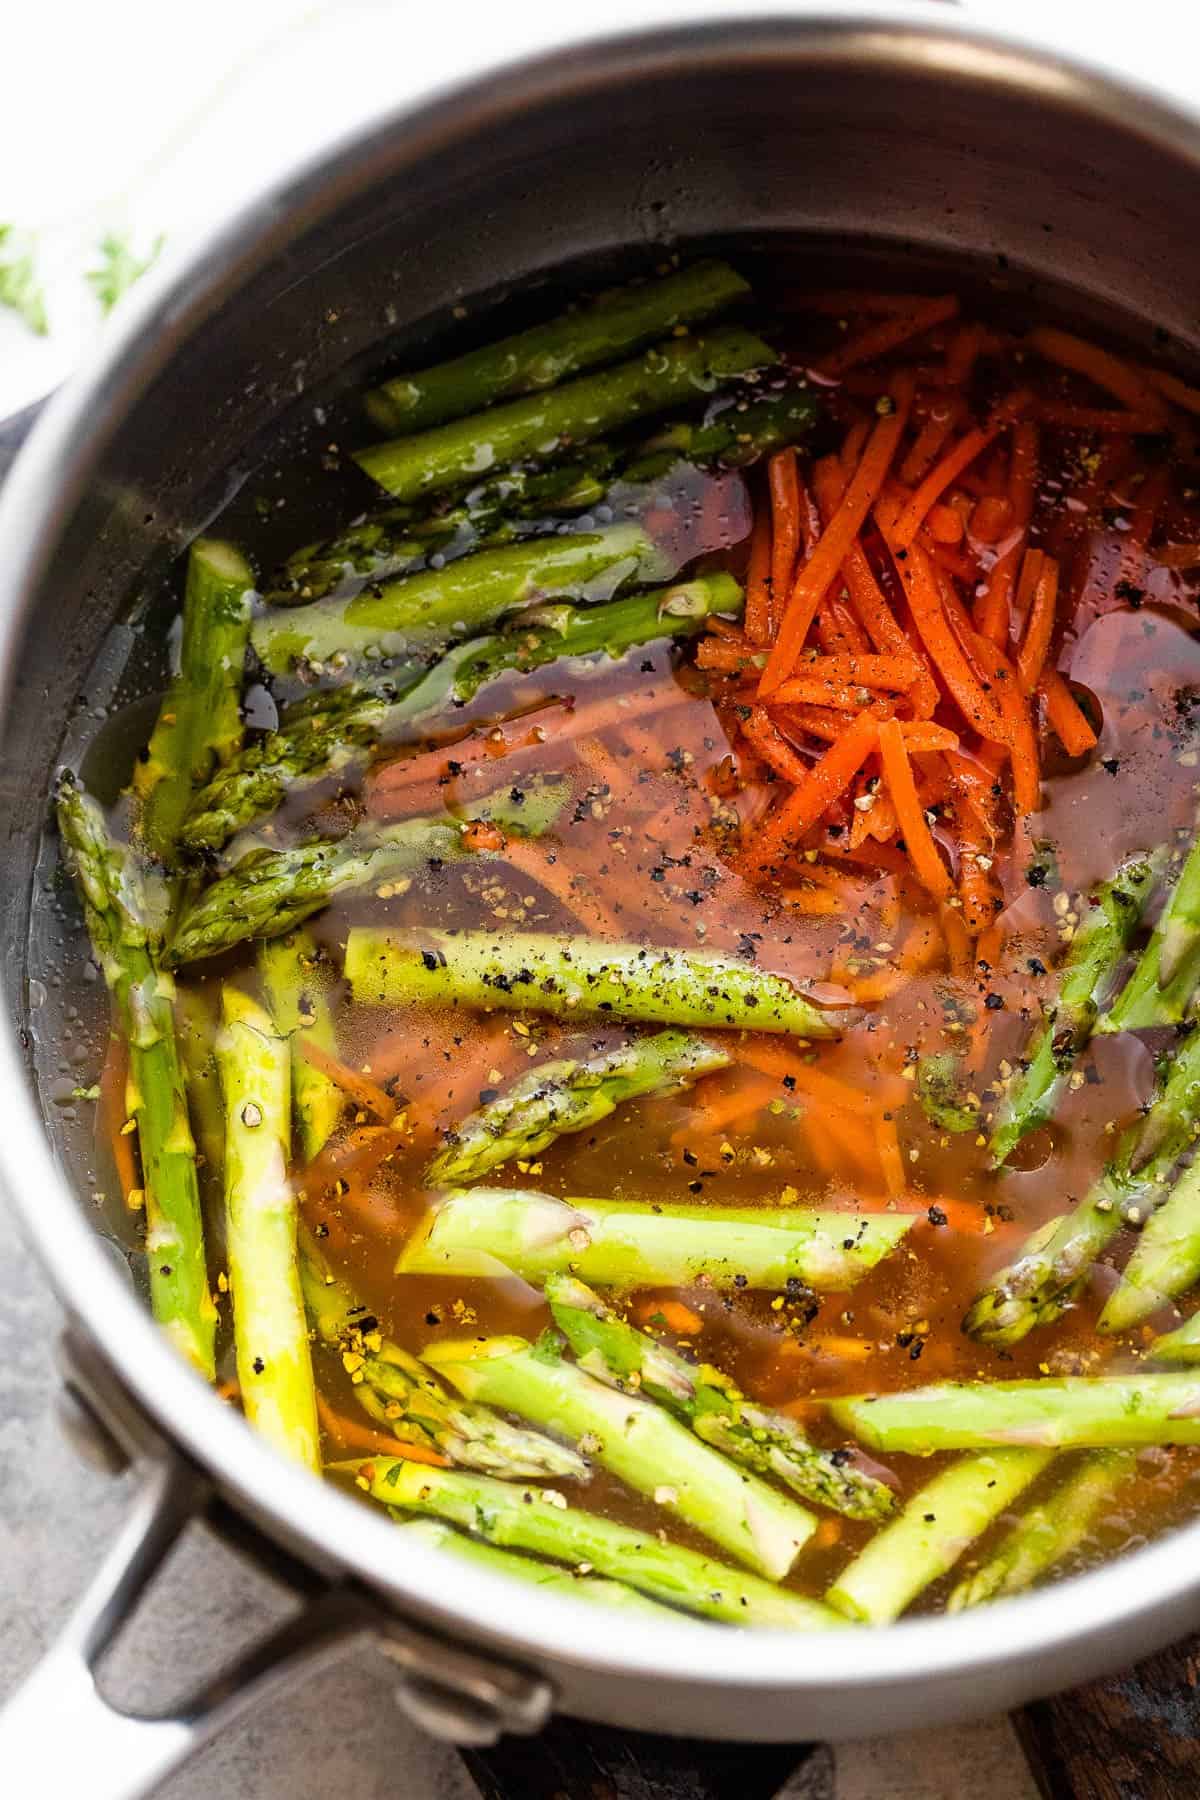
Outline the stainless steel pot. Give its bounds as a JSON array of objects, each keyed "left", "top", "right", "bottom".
[{"left": 3, "top": 6, "right": 1200, "bottom": 1793}]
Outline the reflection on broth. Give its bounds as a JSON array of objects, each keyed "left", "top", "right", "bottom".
[{"left": 43, "top": 257, "right": 1200, "bottom": 1628}]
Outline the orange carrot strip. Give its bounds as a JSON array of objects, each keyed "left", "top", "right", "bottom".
[
  {"left": 501, "top": 838, "right": 622, "bottom": 935},
  {"left": 877, "top": 718, "right": 952, "bottom": 898},
  {"left": 1017, "top": 555, "right": 1060, "bottom": 693},
  {"left": 737, "top": 1042, "right": 866, "bottom": 1114},
  {"left": 976, "top": 921, "right": 1005, "bottom": 973},
  {"left": 970, "top": 494, "right": 1014, "bottom": 545},
  {"left": 926, "top": 502, "right": 964, "bottom": 545},
  {"left": 939, "top": 577, "right": 1042, "bottom": 815},
  {"left": 696, "top": 638, "right": 766, "bottom": 674},
  {"left": 760, "top": 376, "right": 915, "bottom": 695},
  {"left": 815, "top": 603, "right": 855, "bottom": 657},
  {"left": 956, "top": 812, "right": 1004, "bottom": 936},
  {"left": 99, "top": 1029, "right": 139, "bottom": 1204},
  {"left": 874, "top": 1113, "right": 906, "bottom": 1198},
  {"left": 670, "top": 1074, "right": 779, "bottom": 1146},
  {"left": 300, "top": 1039, "right": 397, "bottom": 1124},
  {"left": 940, "top": 901, "right": 975, "bottom": 974},
  {"left": 1027, "top": 325, "right": 1168, "bottom": 420},
  {"left": 975, "top": 418, "right": 1039, "bottom": 644},
  {"left": 827, "top": 595, "right": 871, "bottom": 656},
  {"left": 1034, "top": 402, "right": 1165, "bottom": 433},
  {"left": 739, "top": 712, "right": 880, "bottom": 880},
  {"left": 1156, "top": 542, "right": 1200, "bottom": 571},
  {"left": 819, "top": 1108, "right": 885, "bottom": 1186},
  {"left": 741, "top": 706, "right": 814, "bottom": 785},
  {"left": 769, "top": 677, "right": 898, "bottom": 713},
  {"left": 894, "top": 1196, "right": 990, "bottom": 1234},
  {"left": 840, "top": 418, "right": 871, "bottom": 476},
  {"left": 881, "top": 534, "right": 1007, "bottom": 741},
  {"left": 768, "top": 451, "right": 801, "bottom": 630},
  {"left": 1128, "top": 463, "right": 1172, "bottom": 551},
  {"left": 795, "top": 289, "right": 942, "bottom": 316},
  {"left": 783, "top": 884, "right": 840, "bottom": 916},
  {"left": 780, "top": 653, "right": 921, "bottom": 691},
  {"left": 1011, "top": 546, "right": 1045, "bottom": 633},
  {"left": 774, "top": 703, "right": 848, "bottom": 744},
  {"left": 893, "top": 411, "right": 1018, "bottom": 549},
  {"left": 817, "top": 296, "right": 959, "bottom": 378},
  {"left": 1039, "top": 668, "right": 1099, "bottom": 755},
  {"left": 944, "top": 322, "right": 986, "bottom": 388},
  {"left": 317, "top": 1396, "right": 451, "bottom": 1465},
  {"left": 744, "top": 507, "right": 774, "bottom": 648},
  {"left": 1141, "top": 364, "right": 1200, "bottom": 416},
  {"left": 899, "top": 396, "right": 964, "bottom": 486},
  {"left": 636, "top": 1297, "right": 704, "bottom": 1335},
  {"left": 899, "top": 722, "right": 960, "bottom": 753}
]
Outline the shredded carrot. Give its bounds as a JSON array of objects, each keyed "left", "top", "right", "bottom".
[
  {"left": 899, "top": 722, "right": 960, "bottom": 753},
  {"left": 670, "top": 1073, "right": 779, "bottom": 1146},
  {"left": 956, "top": 812, "right": 1004, "bottom": 936},
  {"left": 1027, "top": 325, "right": 1168, "bottom": 420},
  {"left": 1128, "top": 463, "right": 1172, "bottom": 551},
  {"left": 737, "top": 1042, "right": 865, "bottom": 1114},
  {"left": 768, "top": 448, "right": 801, "bottom": 631},
  {"left": 743, "top": 507, "right": 774, "bottom": 647},
  {"left": 826, "top": 595, "right": 871, "bottom": 656},
  {"left": 319, "top": 1399, "right": 451, "bottom": 1465},
  {"left": 817, "top": 296, "right": 959, "bottom": 378},
  {"left": 741, "top": 706, "right": 814, "bottom": 785},
  {"left": 944, "top": 321, "right": 986, "bottom": 387},
  {"left": 891, "top": 396, "right": 1029, "bottom": 548},
  {"left": 939, "top": 901, "right": 975, "bottom": 974},
  {"left": 941, "top": 585, "right": 1041, "bottom": 815},
  {"left": 1039, "top": 668, "right": 1099, "bottom": 755},
  {"left": 1012, "top": 546, "right": 1045, "bottom": 633},
  {"left": 899, "top": 397, "right": 964, "bottom": 486},
  {"left": 797, "top": 289, "right": 944, "bottom": 316},
  {"left": 300, "top": 1039, "right": 396, "bottom": 1124},
  {"left": 773, "top": 702, "right": 848, "bottom": 745},
  {"left": 975, "top": 418, "right": 1039, "bottom": 644},
  {"left": 779, "top": 652, "right": 921, "bottom": 692},
  {"left": 501, "top": 837, "right": 623, "bottom": 935},
  {"left": 1034, "top": 402, "right": 1166, "bottom": 434},
  {"left": 926, "top": 502, "right": 964, "bottom": 545},
  {"left": 881, "top": 534, "right": 1007, "bottom": 741},
  {"left": 696, "top": 637, "right": 766, "bottom": 674},
  {"left": 873, "top": 1113, "right": 906, "bottom": 1198},
  {"left": 782, "top": 883, "right": 839, "bottom": 916},
  {"left": 976, "top": 921, "right": 1005, "bottom": 974},
  {"left": 1017, "top": 554, "right": 1060, "bottom": 693},
  {"left": 760, "top": 375, "right": 915, "bottom": 694},
  {"left": 1156, "top": 542, "right": 1200, "bottom": 571},
  {"left": 970, "top": 494, "right": 1013, "bottom": 545},
  {"left": 877, "top": 718, "right": 952, "bottom": 898},
  {"left": 637, "top": 1297, "right": 703, "bottom": 1335},
  {"left": 739, "top": 713, "right": 880, "bottom": 881},
  {"left": 895, "top": 1196, "right": 990, "bottom": 1234},
  {"left": 768, "top": 676, "right": 898, "bottom": 714},
  {"left": 1141, "top": 363, "right": 1200, "bottom": 416},
  {"left": 840, "top": 418, "right": 871, "bottom": 476},
  {"left": 819, "top": 1107, "right": 886, "bottom": 1186}
]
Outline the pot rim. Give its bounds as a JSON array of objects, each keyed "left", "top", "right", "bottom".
[{"left": 4, "top": 0, "right": 1200, "bottom": 1698}]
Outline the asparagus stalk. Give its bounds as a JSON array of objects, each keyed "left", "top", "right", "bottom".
[
  {"left": 397, "top": 1187, "right": 912, "bottom": 1293},
  {"left": 133, "top": 539, "right": 254, "bottom": 863},
  {"left": 56, "top": 774, "right": 216, "bottom": 1378},
  {"left": 916, "top": 1053, "right": 978, "bottom": 1134},
  {"left": 175, "top": 983, "right": 225, "bottom": 1178},
  {"left": 395, "top": 1517, "right": 679, "bottom": 1616},
  {"left": 192, "top": 572, "right": 738, "bottom": 853},
  {"left": 989, "top": 849, "right": 1163, "bottom": 1166},
  {"left": 346, "top": 925, "right": 853, "bottom": 1039},
  {"left": 215, "top": 986, "right": 319, "bottom": 1469},
  {"left": 1151, "top": 1308, "right": 1200, "bottom": 1362},
  {"left": 1099, "top": 1153, "right": 1200, "bottom": 1331},
  {"left": 545, "top": 1275, "right": 895, "bottom": 1521},
  {"left": 363, "top": 260, "right": 751, "bottom": 434},
  {"left": 825, "top": 1452, "right": 1053, "bottom": 1625},
  {"left": 946, "top": 1450, "right": 1136, "bottom": 1610},
  {"left": 427, "top": 1029, "right": 731, "bottom": 1187},
  {"left": 348, "top": 1459, "right": 848, "bottom": 1630},
  {"left": 354, "top": 326, "right": 779, "bottom": 502},
  {"left": 831, "top": 1374, "right": 1200, "bottom": 1450},
  {"left": 963, "top": 1025, "right": 1200, "bottom": 1345},
  {"left": 1101, "top": 829, "right": 1200, "bottom": 1032},
  {"left": 252, "top": 521, "right": 663, "bottom": 675},
  {"left": 299, "top": 1226, "right": 587, "bottom": 1478},
  {"left": 273, "top": 387, "right": 818, "bottom": 605},
  {"left": 258, "top": 931, "right": 344, "bottom": 1162},
  {"left": 169, "top": 777, "right": 568, "bottom": 966},
  {"left": 424, "top": 1332, "right": 816, "bottom": 1577}
]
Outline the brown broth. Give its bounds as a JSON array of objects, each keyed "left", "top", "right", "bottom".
[{"left": 52, "top": 259, "right": 1200, "bottom": 1618}]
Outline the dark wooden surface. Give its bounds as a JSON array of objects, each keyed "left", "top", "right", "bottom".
[
  {"left": 1017, "top": 1634, "right": 1200, "bottom": 1800},
  {"left": 464, "top": 1719, "right": 833, "bottom": 1800}
]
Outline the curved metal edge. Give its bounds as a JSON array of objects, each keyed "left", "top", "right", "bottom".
[{"left": 4, "top": 2, "right": 1200, "bottom": 1728}]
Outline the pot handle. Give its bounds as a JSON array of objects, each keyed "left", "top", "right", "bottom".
[{"left": 0, "top": 1450, "right": 378, "bottom": 1800}]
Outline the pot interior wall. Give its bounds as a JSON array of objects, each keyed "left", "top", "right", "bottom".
[{"left": 5, "top": 18, "right": 1200, "bottom": 1323}]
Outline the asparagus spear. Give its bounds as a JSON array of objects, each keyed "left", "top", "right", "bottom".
[
  {"left": 545, "top": 1275, "right": 895, "bottom": 1521},
  {"left": 364, "top": 260, "right": 751, "bottom": 434},
  {"left": 1150, "top": 1308, "right": 1200, "bottom": 1361},
  {"left": 348, "top": 1459, "right": 848, "bottom": 1629},
  {"left": 825, "top": 1451, "right": 1053, "bottom": 1625},
  {"left": 133, "top": 539, "right": 254, "bottom": 863},
  {"left": 963, "top": 1025, "right": 1200, "bottom": 1345},
  {"left": 831, "top": 1374, "right": 1200, "bottom": 1450},
  {"left": 299, "top": 1226, "right": 587, "bottom": 1479},
  {"left": 946, "top": 1450, "right": 1136, "bottom": 1610},
  {"left": 1099, "top": 1152, "right": 1200, "bottom": 1331},
  {"left": 56, "top": 774, "right": 216, "bottom": 1378},
  {"left": 427, "top": 1029, "right": 731, "bottom": 1187},
  {"left": 1101, "top": 828, "right": 1200, "bottom": 1032},
  {"left": 192, "top": 571, "right": 738, "bottom": 853},
  {"left": 252, "top": 521, "right": 662, "bottom": 675},
  {"left": 916, "top": 1053, "right": 978, "bottom": 1134},
  {"left": 395, "top": 1517, "right": 679, "bottom": 1616},
  {"left": 397, "top": 1187, "right": 912, "bottom": 1292},
  {"left": 345, "top": 926, "right": 853, "bottom": 1039},
  {"left": 175, "top": 983, "right": 225, "bottom": 1178},
  {"left": 424, "top": 1332, "right": 816, "bottom": 1577},
  {"left": 258, "top": 931, "right": 344, "bottom": 1162},
  {"left": 215, "top": 986, "right": 319, "bottom": 1469},
  {"left": 354, "top": 326, "right": 779, "bottom": 502},
  {"left": 273, "top": 388, "right": 819, "bottom": 605},
  {"left": 169, "top": 777, "right": 568, "bottom": 966},
  {"left": 990, "top": 849, "right": 1164, "bottom": 1166}
]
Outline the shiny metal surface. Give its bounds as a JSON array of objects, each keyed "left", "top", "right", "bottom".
[{"left": 2, "top": 2, "right": 1200, "bottom": 1760}]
